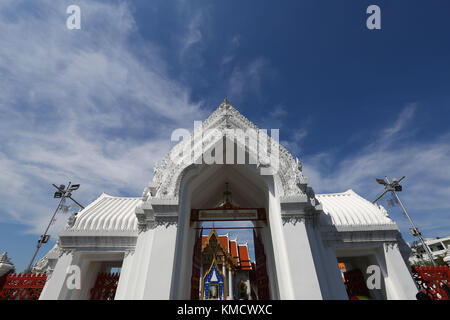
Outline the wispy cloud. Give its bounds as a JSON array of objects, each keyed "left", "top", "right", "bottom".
[
  {"left": 259, "top": 104, "right": 308, "bottom": 156},
  {"left": 180, "top": 11, "right": 204, "bottom": 54},
  {"left": 228, "top": 58, "right": 268, "bottom": 100},
  {"left": 269, "top": 105, "right": 288, "bottom": 118},
  {"left": 302, "top": 104, "right": 450, "bottom": 238},
  {"left": 379, "top": 103, "right": 417, "bottom": 143},
  {"left": 0, "top": 0, "right": 206, "bottom": 235},
  {"left": 221, "top": 35, "right": 242, "bottom": 66}
]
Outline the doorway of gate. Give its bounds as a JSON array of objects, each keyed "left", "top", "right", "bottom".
[{"left": 190, "top": 220, "right": 270, "bottom": 300}]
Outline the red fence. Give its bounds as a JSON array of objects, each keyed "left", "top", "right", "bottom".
[
  {"left": 90, "top": 272, "right": 120, "bottom": 300},
  {"left": 412, "top": 266, "right": 450, "bottom": 300},
  {"left": 0, "top": 273, "right": 47, "bottom": 300}
]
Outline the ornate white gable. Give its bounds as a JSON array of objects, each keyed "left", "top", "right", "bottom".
[{"left": 146, "top": 99, "right": 308, "bottom": 202}]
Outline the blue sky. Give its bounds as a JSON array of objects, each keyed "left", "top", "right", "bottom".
[{"left": 1, "top": 0, "right": 450, "bottom": 271}]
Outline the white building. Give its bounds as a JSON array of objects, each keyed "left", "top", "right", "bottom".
[
  {"left": 408, "top": 236, "right": 450, "bottom": 265},
  {"left": 37, "top": 100, "right": 418, "bottom": 300},
  {"left": 0, "top": 252, "right": 14, "bottom": 277}
]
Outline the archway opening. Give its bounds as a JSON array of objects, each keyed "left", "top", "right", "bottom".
[
  {"left": 171, "top": 164, "right": 278, "bottom": 300},
  {"left": 196, "top": 220, "right": 258, "bottom": 300}
]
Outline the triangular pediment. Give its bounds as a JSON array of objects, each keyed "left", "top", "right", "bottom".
[
  {"left": 145, "top": 99, "right": 311, "bottom": 203},
  {"left": 201, "top": 99, "right": 260, "bottom": 132}
]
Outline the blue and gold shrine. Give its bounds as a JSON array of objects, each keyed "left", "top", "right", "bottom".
[{"left": 202, "top": 258, "right": 226, "bottom": 300}]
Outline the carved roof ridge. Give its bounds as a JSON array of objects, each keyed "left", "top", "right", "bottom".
[
  {"left": 0, "top": 252, "right": 13, "bottom": 265},
  {"left": 149, "top": 100, "right": 309, "bottom": 201}
]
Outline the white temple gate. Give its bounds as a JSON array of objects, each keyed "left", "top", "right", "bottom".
[{"left": 38, "top": 100, "right": 418, "bottom": 300}]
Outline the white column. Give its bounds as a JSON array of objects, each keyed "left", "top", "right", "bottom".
[
  {"left": 309, "top": 226, "right": 348, "bottom": 299},
  {"left": 114, "top": 251, "right": 135, "bottom": 300},
  {"left": 199, "top": 264, "right": 203, "bottom": 300},
  {"left": 281, "top": 220, "right": 323, "bottom": 299},
  {"left": 222, "top": 263, "right": 226, "bottom": 278},
  {"left": 39, "top": 251, "right": 74, "bottom": 300},
  {"left": 120, "top": 228, "right": 155, "bottom": 299},
  {"left": 322, "top": 245, "right": 348, "bottom": 299},
  {"left": 142, "top": 224, "right": 178, "bottom": 299},
  {"left": 376, "top": 243, "right": 417, "bottom": 300},
  {"left": 266, "top": 192, "right": 294, "bottom": 299},
  {"left": 123, "top": 224, "right": 178, "bottom": 299},
  {"left": 228, "top": 269, "right": 233, "bottom": 300},
  {"left": 246, "top": 279, "right": 251, "bottom": 300},
  {"left": 222, "top": 263, "right": 226, "bottom": 300}
]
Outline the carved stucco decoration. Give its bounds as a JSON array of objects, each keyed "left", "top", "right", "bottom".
[{"left": 146, "top": 100, "right": 309, "bottom": 203}]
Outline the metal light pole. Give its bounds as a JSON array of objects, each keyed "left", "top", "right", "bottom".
[
  {"left": 373, "top": 176, "right": 436, "bottom": 266},
  {"left": 25, "top": 182, "right": 84, "bottom": 273}
]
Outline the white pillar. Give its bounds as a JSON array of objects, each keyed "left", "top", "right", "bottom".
[
  {"left": 308, "top": 226, "right": 348, "bottom": 300},
  {"left": 114, "top": 251, "right": 135, "bottom": 300},
  {"left": 199, "top": 264, "right": 203, "bottom": 300},
  {"left": 228, "top": 269, "right": 233, "bottom": 300},
  {"left": 266, "top": 192, "right": 294, "bottom": 299},
  {"left": 121, "top": 224, "right": 178, "bottom": 299},
  {"left": 120, "top": 228, "right": 154, "bottom": 299},
  {"left": 246, "top": 279, "right": 251, "bottom": 300},
  {"left": 39, "top": 251, "right": 74, "bottom": 300},
  {"left": 376, "top": 243, "right": 417, "bottom": 300},
  {"left": 281, "top": 220, "right": 323, "bottom": 299},
  {"left": 322, "top": 245, "right": 348, "bottom": 299},
  {"left": 142, "top": 224, "right": 178, "bottom": 299}
]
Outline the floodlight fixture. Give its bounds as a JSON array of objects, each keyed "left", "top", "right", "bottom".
[
  {"left": 39, "top": 235, "right": 50, "bottom": 244},
  {"left": 373, "top": 175, "right": 436, "bottom": 266},
  {"left": 26, "top": 181, "right": 84, "bottom": 273}
]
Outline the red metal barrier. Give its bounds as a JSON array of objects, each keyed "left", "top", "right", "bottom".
[
  {"left": 412, "top": 265, "right": 450, "bottom": 300},
  {"left": 90, "top": 272, "right": 120, "bottom": 300},
  {"left": 0, "top": 273, "right": 47, "bottom": 300}
]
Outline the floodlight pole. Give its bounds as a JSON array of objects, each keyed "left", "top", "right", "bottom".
[
  {"left": 52, "top": 184, "right": 85, "bottom": 210},
  {"left": 373, "top": 176, "right": 436, "bottom": 266},
  {"left": 25, "top": 182, "right": 83, "bottom": 273}
]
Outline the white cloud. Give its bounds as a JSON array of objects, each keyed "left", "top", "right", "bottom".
[
  {"left": 0, "top": 0, "right": 206, "bottom": 235},
  {"left": 281, "top": 129, "right": 308, "bottom": 156},
  {"left": 181, "top": 11, "right": 204, "bottom": 53},
  {"left": 379, "top": 103, "right": 417, "bottom": 143},
  {"left": 269, "top": 105, "right": 288, "bottom": 118},
  {"left": 221, "top": 35, "right": 242, "bottom": 66},
  {"left": 228, "top": 58, "right": 268, "bottom": 100},
  {"left": 302, "top": 104, "right": 450, "bottom": 237}
]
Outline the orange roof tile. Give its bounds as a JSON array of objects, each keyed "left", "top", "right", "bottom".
[
  {"left": 238, "top": 245, "right": 251, "bottom": 270},
  {"left": 218, "top": 235, "right": 229, "bottom": 253},
  {"left": 230, "top": 240, "right": 238, "bottom": 264}
]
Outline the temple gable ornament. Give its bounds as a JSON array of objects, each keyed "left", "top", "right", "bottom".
[{"left": 140, "top": 100, "right": 310, "bottom": 202}]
